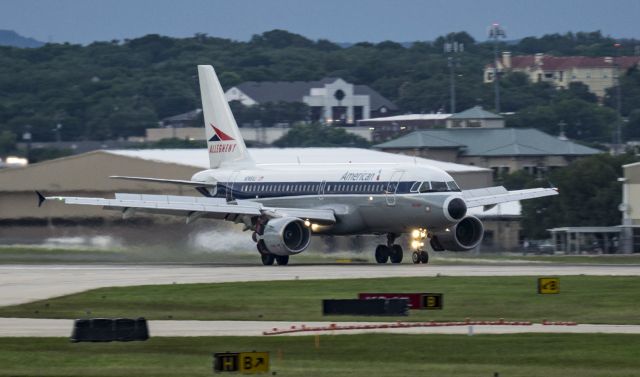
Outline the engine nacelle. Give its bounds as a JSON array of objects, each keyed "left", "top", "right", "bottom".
[
  {"left": 430, "top": 215, "right": 484, "bottom": 252},
  {"left": 260, "top": 217, "right": 312, "bottom": 256}
]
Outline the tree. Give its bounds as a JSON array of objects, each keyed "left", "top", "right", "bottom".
[
  {"left": 604, "top": 66, "right": 640, "bottom": 117},
  {"left": 520, "top": 153, "right": 638, "bottom": 238},
  {"left": 273, "top": 123, "right": 370, "bottom": 148},
  {"left": 506, "top": 98, "right": 617, "bottom": 141},
  {"left": 0, "top": 130, "right": 16, "bottom": 154}
]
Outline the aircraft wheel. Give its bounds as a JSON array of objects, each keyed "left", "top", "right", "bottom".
[
  {"left": 412, "top": 251, "right": 421, "bottom": 264},
  {"left": 419, "top": 250, "right": 429, "bottom": 264},
  {"left": 375, "top": 245, "right": 389, "bottom": 264},
  {"left": 275, "top": 255, "right": 290, "bottom": 266},
  {"left": 256, "top": 240, "right": 268, "bottom": 254},
  {"left": 261, "top": 253, "right": 275, "bottom": 266},
  {"left": 390, "top": 245, "right": 403, "bottom": 264}
]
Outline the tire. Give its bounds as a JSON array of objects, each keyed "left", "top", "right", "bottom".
[
  {"left": 390, "top": 245, "right": 403, "bottom": 264},
  {"left": 412, "top": 251, "right": 420, "bottom": 264},
  {"left": 256, "top": 240, "right": 268, "bottom": 254},
  {"left": 275, "top": 255, "right": 290, "bottom": 266},
  {"left": 375, "top": 245, "right": 390, "bottom": 264},
  {"left": 261, "top": 253, "right": 275, "bottom": 266},
  {"left": 419, "top": 250, "right": 429, "bottom": 264}
]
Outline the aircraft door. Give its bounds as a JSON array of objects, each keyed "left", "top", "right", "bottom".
[
  {"left": 385, "top": 171, "right": 404, "bottom": 206},
  {"left": 226, "top": 171, "right": 240, "bottom": 201},
  {"left": 318, "top": 180, "right": 326, "bottom": 200}
]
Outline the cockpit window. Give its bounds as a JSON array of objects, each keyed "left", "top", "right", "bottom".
[
  {"left": 446, "top": 181, "right": 461, "bottom": 191},
  {"left": 430, "top": 181, "right": 449, "bottom": 192},
  {"left": 419, "top": 181, "right": 431, "bottom": 193},
  {"left": 410, "top": 181, "right": 421, "bottom": 193}
]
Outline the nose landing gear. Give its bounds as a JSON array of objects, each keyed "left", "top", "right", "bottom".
[{"left": 410, "top": 228, "right": 430, "bottom": 264}]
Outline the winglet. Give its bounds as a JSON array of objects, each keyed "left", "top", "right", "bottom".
[{"left": 36, "top": 191, "right": 46, "bottom": 207}]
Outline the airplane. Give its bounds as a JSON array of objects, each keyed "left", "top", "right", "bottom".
[{"left": 37, "top": 65, "right": 558, "bottom": 266}]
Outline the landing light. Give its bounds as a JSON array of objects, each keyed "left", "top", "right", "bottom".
[
  {"left": 368, "top": 196, "right": 373, "bottom": 201},
  {"left": 411, "top": 240, "right": 420, "bottom": 249},
  {"left": 304, "top": 220, "right": 311, "bottom": 227},
  {"left": 311, "top": 224, "right": 319, "bottom": 232},
  {"left": 411, "top": 229, "right": 420, "bottom": 239}
]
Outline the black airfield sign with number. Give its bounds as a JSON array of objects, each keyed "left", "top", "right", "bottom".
[
  {"left": 214, "top": 351, "right": 269, "bottom": 374},
  {"left": 422, "top": 293, "right": 443, "bottom": 309}
]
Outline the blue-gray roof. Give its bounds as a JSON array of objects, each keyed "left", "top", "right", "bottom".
[
  {"left": 373, "top": 128, "right": 601, "bottom": 157},
  {"left": 449, "top": 106, "right": 503, "bottom": 120}
]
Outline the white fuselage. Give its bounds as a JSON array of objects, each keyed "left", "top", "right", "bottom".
[{"left": 191, "top": 163, "right": 465, "bottom": 235}]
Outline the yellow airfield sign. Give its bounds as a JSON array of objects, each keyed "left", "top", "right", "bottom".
[
  {"left": 538, "top": 277, "right": 560, "bottom": 294},
  {"left": 214, "top": 351, "right": 269, "bottom": 374}
]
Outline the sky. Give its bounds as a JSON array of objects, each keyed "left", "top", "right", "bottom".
[{"left": 1, "top": 0, "right": 639, "bottom": 45}]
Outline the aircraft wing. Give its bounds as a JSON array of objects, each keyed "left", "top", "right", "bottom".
[
  {"left": 38, "top": 192, "right": 336, "bottom": 225},
  {"left": 462, "top": 186, "right": 558, "bottom": 209}
]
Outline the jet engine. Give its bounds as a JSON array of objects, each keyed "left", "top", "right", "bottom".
[
  {"left": 430, "top": 215, "right": 484, "bottom": 252},
  {"left": 259, "top": 217, "right": 312, "bottom": 256}
]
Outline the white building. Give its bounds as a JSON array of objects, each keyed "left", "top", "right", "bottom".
[{"left": 225, "top": 78, "right": 397, "bottom": 125}]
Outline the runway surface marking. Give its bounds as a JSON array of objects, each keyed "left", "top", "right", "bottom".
[
  {"left": 1, "top": 264, "right": 639, "bottom": 306},
  {"left": 0, "top": 318, "right": 638, "bottom": 337}
]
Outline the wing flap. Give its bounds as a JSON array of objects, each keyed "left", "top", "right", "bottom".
[{"left": 44, "top": 193, "right": 336, "bottom": 224}]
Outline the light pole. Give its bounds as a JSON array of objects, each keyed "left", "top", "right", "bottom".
[
  {"left": 489, "top": 23, "right": 506, "bottom": 113},
  {"left": 613, "top": 43, "right": 623, "bottom": 155},
  {"left": 444, "top": 41, "right": 463, "bottom": 114},
  {"left": 22, "top": 125, "right": 32, "bottom": 162},
  {"left": 53, "top": 123, "right": 63, "bottom": 143}
]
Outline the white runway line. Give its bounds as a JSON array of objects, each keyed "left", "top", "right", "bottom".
[
  {"left": 1, "top": 264, "right": 639, "bottom": 306},
  {"left": 0, "top": 318, "right": 639, "bottom": 337}
]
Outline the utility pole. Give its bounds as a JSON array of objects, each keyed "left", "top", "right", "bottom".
[
  {"left": 444, "top": 40, "right": 463, "bottom": 114},
  {"left": 614, "top": 43, "right": 623, "bottom": 155},
  {"left": 54, "top": 123, "right": 63, "bottom": 143},
  {"left": 488, "top": 23, "right": 506, "bottom": 113},
  {"left": 22, "top": 125, "right": 32, "bottom": 162}
]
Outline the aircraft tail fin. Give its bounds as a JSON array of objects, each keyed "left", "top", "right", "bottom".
[{"left": 198, "top": 65, "right": 254, "bottom": 169}]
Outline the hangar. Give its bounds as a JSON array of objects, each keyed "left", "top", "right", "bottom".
[{"left": 0, "top": 148, "right": 492, "bottom": 223}]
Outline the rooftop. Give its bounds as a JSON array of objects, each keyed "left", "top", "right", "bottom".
[
  {"left": 373, "top": 128, "right": 601, "bottom": 157},
  {"left": 361, "top": 113, "right": 451, "bottom": 122},
  {"left": 234, "top": 79, "right": 397, "bottom": 110},
  {"left": 449, "top": 106, "right": 502, "bottom": 120},
  {"left": 489, "top": 54, "right": 640, "bottom": 70},
  {"left": 107, "top": 148, "right": 489, "bottom": 173}
]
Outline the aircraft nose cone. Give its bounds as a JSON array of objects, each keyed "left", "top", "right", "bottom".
[{"left": 447, "top": 197, "right": 467, "bottom": 220}]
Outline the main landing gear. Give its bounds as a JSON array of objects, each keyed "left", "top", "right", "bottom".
[
  {"left": 374, "top": 234, "right": 404, "bottom": 264},
  {"left": 256, "top": 239, "right": 290, "bottom": 266},
  {"left": 410, "top": 228, "right": 430, "bottom": 264},
  {"left": 254, "top": 219, "right": 289, "bottom": 266}
]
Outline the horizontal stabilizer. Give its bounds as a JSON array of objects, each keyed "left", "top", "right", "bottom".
[{"left": 109, "top": 176, "right": 216, "bottom": 187}]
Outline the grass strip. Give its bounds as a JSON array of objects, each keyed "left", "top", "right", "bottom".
[{"left": 1, "top": 276, "right": 638, "bottom": 324}]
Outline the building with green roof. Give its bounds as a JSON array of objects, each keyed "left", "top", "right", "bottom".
[
  {"left": 373, "top": 128, "right": 601, "bottom": 178},
  {"left": 447, "top": 106, "right": 504, "bottom": 128}
]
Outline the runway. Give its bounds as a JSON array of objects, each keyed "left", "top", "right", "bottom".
[
  {"left": 1, "top": 263, "right": 639, "bottom": 306},
  {"left": 0, "top": 318, "right": 639, "bottom": 337}
]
